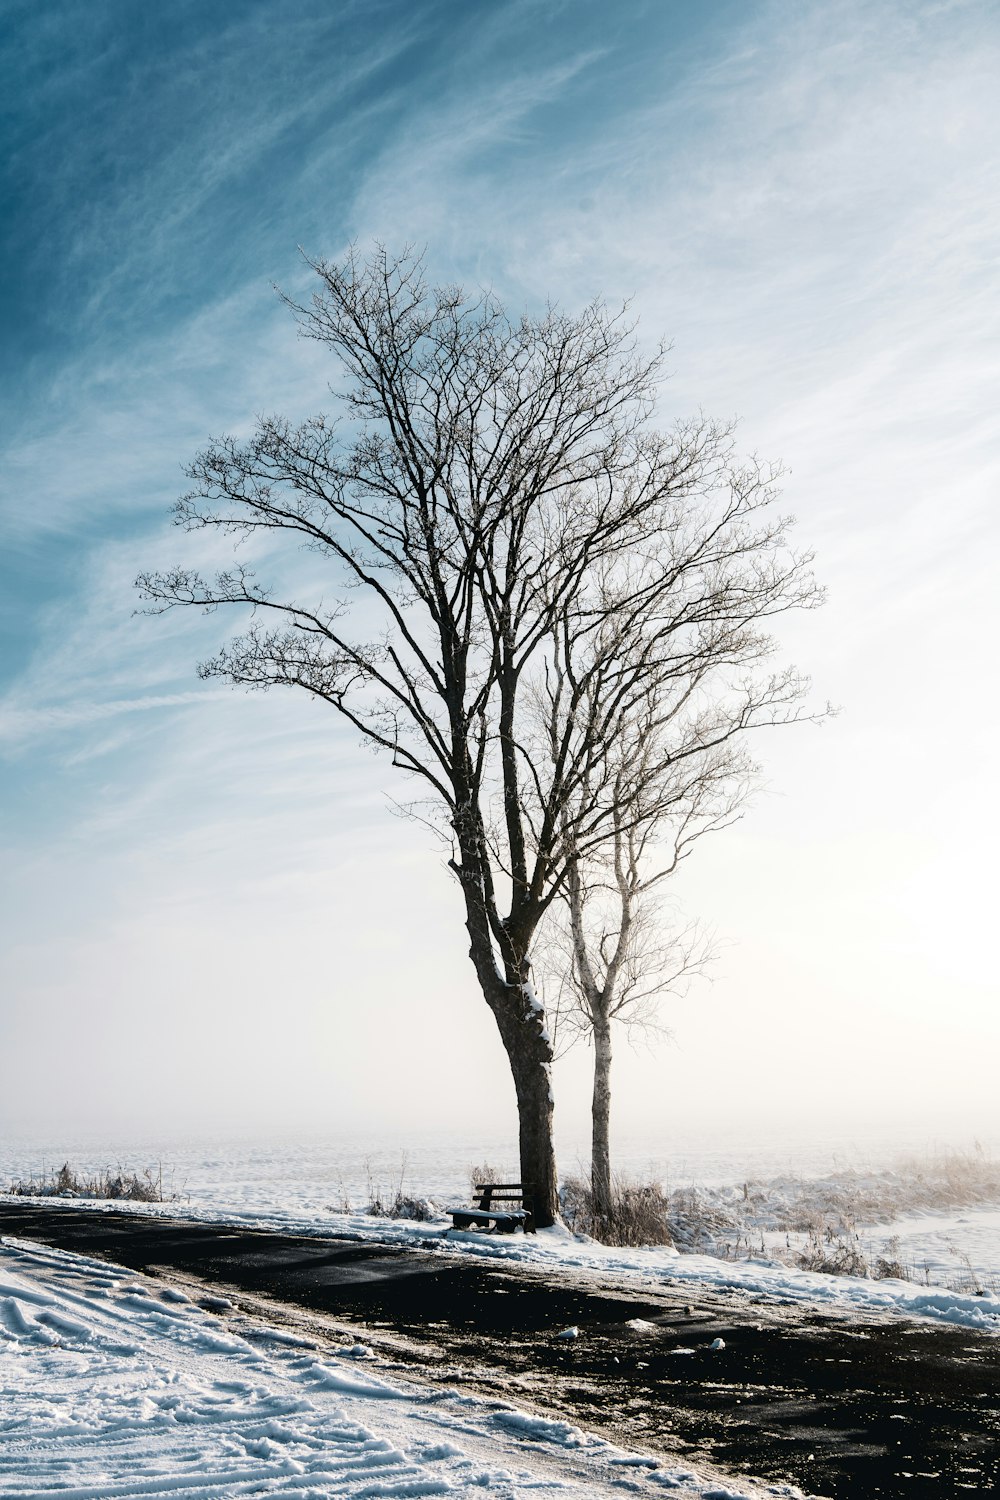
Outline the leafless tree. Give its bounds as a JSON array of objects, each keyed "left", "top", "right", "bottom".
[
  {"left": 534, "top": 502, "right": 825, "bottom": 1232},
  {"left": 561, "top": 867, "right": 707, "bottom": 1236},
  {"left": 136, "top": 246, "right": 822, "bottom": 1227},
  {"left": 542, "top": 718, "right": 748, "bottom": 1233}
]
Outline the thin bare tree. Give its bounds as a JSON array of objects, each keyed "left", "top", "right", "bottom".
[
  {"left": 562, "top": 851, "right": 708, "bottom": 1236},
  {"left": 544, "top": 744, "right": 745, "bottom": 1234},
  {"left": 136, "top": 246, "right": 821, "bottom": 1227},
  {"left": 534, "top": 522, "right": 824, "bottom": 1233}
]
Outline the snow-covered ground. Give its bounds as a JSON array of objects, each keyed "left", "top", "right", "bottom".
[
  {"left": 3, "top": 1190, "right": 1000, "bottom": 1339},
  {"left": 4, "top": 1128, "right": 1000, "bottom": 1497},
  {"left": 860, "top": 1205, "right": 1000, "bottom": 1294},
  {"left": 4, "top": 1126, "right": 1000, "bottom": 1329},
  {"left": 0, "top": 1235, "right": 808, "bottom": 1500}
]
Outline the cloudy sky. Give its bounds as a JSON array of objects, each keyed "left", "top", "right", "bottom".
[{"left": 1, "top": 0, "right": 998, "bottom": 1152}]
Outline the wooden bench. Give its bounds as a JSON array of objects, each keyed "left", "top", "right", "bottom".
[{"left": 447, "top": 1182, "right": 534, "bottom": 1234}]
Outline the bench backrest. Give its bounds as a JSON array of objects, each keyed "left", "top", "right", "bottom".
[{"left": 474, "top": 1182, "right": 531, "bottom": 1211}]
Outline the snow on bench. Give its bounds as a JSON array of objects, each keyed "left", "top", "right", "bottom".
[{"left": 448, "top": 1183, "right": 534, "bottom": 1234}]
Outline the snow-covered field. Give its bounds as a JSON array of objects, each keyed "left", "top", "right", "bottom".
[
  {"left": 4, "top": 1125, "right": 1000, "bottom": 1312},
  {"left": 0, "top": 1235, "right": 808, "bottom": 1500},
  {"left": 7, "top": 1122, "right": 999, "bottom": 1212}
]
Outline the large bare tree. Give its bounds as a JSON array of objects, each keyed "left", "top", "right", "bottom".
[{"left": 137, "top": 246, "right": 820, "bottom": 1227}]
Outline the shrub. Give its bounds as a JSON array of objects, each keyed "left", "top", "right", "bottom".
[
  {"left": 467, "top": 1163, "right": 511, "bottom": 1194},
  {"left": 363, "top": 1153, "right": 435, "bottom": 1221},
  {"left": 795, "top": 1223, "right": 870, "bottom": 1278},
  {"left": 366, "top": 1189, "right": 435, "bottom": 1221},
  {"left": 561, "top": 1175, "right": 674, "bottom": 1247},
  {"left": 8, "top": 1162, "right": 166, "bottom": 1202},
  {"left": 873, "top": 1256, "right": 909, "bottom": 1280}
]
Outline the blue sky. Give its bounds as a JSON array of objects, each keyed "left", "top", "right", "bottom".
[
  {"left": 2, "top": 0, "right": 999, "bottom": 1146},
  {"left": 0, "top": 0, "right": 737, "bottom": 701}
]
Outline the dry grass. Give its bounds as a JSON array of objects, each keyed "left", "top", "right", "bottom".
[
  {"left": 558, "top": 1146, "right": 1000, "bottom": 1289},
  {"left": 364, "top": 1153, "right": 434, "bottom": 1221},
  {"left": 560, "top": 1175, "right": 675, "bottom": 1247},
  {"left": 467, "top": 1162, "right": 511, "bottom": 1194},
  {"left": 743, "top": 1145, "right": 1000, "bottom": 1232},
  {"left": 793, "top": 1224, "right": 870, "bottom": 1278},
  {"left": 7, "top": 1161, "right": 166, "bottom": 1202}
]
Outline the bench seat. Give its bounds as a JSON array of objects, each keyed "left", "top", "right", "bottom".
[{"left": 448, "top": 1205, "right": 528, "bottom": 1232}]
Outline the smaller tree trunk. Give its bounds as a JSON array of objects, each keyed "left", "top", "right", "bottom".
[{"left": 591, "top": 1014, "right": 613, "bottom": 1230}]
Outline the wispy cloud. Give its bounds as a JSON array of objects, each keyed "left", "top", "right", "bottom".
[{"left": 0, "top": 691, "right": 224, "bottom": 748}]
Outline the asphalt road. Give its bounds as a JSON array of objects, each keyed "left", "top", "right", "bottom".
[{"left": 2, "top": 1203, "right": 997, "bottom": 1499}]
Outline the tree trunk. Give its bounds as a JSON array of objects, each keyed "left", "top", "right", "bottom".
[
  {"left": 591, "top": 1015, "right": 613, "bottom": 1231},
  {"left": 482, "top": 984, "right": 558, "bottom": 1228},
  {"left": 457, "top": 875, "right": 560, "bottom": 1229},
  {"left": 509, "top": 1041, "right": 558, "bottom": 1230}
]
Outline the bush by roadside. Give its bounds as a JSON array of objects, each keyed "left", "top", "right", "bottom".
[
  {"left": 560, "top": 1175, "right": 675, "bottom": 1247},
  {"left": 7, "top": 1161, "right": 166, "bottom": 1202},
  {"left": 558, "top": 1147, "right": 1000, "bottom": 1293}
]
